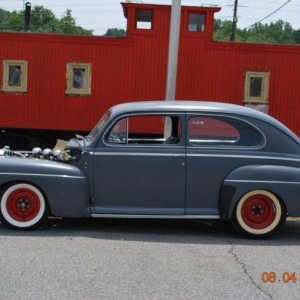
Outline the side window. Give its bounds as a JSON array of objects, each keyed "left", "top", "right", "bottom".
[
  {"left": 107, "top": 118, "right": 127, "bottom": 144},
  {"left": 188, "top": 116, "right": 262, "bottom": 147},
  {"left": 65, "top": 63, "right": 91, "bottom": 95},
  {"left": 2, "top": 60, "right": 27, "bottom": 93},
  {"left": 106, "top": 115, "right": 181, "bottom": 145},
  {"left": 136, "top": 10, "right": 153, "bottom": 30},
  {"left": 188, "top": 13, "right": 206, "bottom": 32},
  {"left": 244, "top": 71, "right": 269, "bottom": 103}
]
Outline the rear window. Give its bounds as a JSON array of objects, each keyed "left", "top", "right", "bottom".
[{"left": 188, "top": 116, "right": 263, "bottom": 147}]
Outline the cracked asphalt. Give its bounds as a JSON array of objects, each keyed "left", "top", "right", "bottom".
[{"left": 0, "top": 217, "right": 299, "bottom": 300}]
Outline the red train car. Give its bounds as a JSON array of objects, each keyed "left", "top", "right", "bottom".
[{"left": 1, "top": 2, "right": 300, "bottom": 149}]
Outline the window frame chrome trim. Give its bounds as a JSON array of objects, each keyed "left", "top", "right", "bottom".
[
  {"left": 0, "top": 172, "right": 85, "bottom": 179},
  {"left": 186, "top": 113, "right": 266, "bottom": 149},
  {"left": 91, "top": 214, "right": 220, "bottom": 219},
  {"left": 102, "top": 112, "right": 185, "bottom": 148},
  {"left": 225, "top": 179, "right": 300, "bottom": 185},
  {"left": 93, "top": 152, "right": 185, "bottom": 157},
  {"left": 186, "top": 153, "right": 300, "bottom": 163}
]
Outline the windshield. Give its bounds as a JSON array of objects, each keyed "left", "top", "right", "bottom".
[{"left": 88, "top": 111, "right": 111, "bottom": 140}]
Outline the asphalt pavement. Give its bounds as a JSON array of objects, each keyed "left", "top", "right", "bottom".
[{"left": 0, "top": 217, "right": 299, "bottom": 300}]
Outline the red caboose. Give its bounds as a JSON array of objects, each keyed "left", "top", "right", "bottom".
[{"left": 1, "top": 2, "right": 300, "bottom": 149}]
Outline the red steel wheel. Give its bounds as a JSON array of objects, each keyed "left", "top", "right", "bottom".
[
  {"left": 0, "top": 183, "right": 47, "bottom": 229},
  {"left": 241, "top": 194, "right": 276, "bottom": 229},
  {"left": 232, "top": 190, "right": 286, "bottom": 238}
]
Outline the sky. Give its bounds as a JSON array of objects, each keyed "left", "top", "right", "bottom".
[{"left": 1, "top": 0, "right": 300, "bottom": 36}]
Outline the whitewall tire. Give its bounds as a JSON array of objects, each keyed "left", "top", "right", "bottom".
[
  {"left": 0, "top": 183, "right": 48, "bottom": 229},
  {"left": 231, "top": 190, "right": 286, "bottom": 238}
]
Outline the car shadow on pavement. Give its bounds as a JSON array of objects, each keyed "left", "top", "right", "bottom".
[{"left": 0, "top": 217, "right": 299, "bottom": 246}]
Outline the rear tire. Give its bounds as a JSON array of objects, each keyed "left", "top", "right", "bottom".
[
  {"left": 231, "top": 190, "right": 286, "bottom": 238},
  {"left": 0, "top": 183, "right": 48, "bottom": 230}
]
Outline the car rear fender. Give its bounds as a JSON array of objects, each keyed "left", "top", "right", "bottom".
[{"left": 219, "top": 164, "right": 300, "bottom": 219}]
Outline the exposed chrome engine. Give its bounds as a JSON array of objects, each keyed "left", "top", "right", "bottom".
[{"left": 0, "top": 146, "right": 71, "bottom": 161}]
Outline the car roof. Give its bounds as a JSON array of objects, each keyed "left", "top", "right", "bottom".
[{"left": 109, "top": 100, "right": 300, "bottom": 143}]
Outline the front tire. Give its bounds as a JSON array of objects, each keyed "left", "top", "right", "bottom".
[
  {"left": 0, "top": 183, "right": 48, "bottom": 229},
  {"left": 231, "top": 190, "right": 286, "bottom": 238}
]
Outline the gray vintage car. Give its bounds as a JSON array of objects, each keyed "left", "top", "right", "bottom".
[{"left": 1, "top": 101, "right": 300, "bottom": 238}]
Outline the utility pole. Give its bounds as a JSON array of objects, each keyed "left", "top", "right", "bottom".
[
  {"left": 164, "top": 0, "right": 181, "bottom": 137},
  {"left": 165, "top": 0, "right": 181, "bottom": 101},
  {"left": 230, "top": 0, "right": 238, "bottom": 41}
]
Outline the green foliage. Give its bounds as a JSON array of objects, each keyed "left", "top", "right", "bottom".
[
  {"left": 58, "top": 9, "right": 92, "bottom": 35},
  {"left": 0, "top": 6, "right": 93, "bottom": 35},
  {"left": 0, "top": 10, "right": 24, "bottom": 32},
  {"left": 103, "top": 28, "right": 126, "bottom": 37},
  {"left": 213, "top": 20, "right": 232, "bottom": 41},
  {"left": 293, "top": 29, "right": 300, "bottom": 44},
  {"left": 214, "top": 19, "right": 300, "bottom": 44},
  {"left": 0, "top": 8, "right": 12, "bottom": 27}
]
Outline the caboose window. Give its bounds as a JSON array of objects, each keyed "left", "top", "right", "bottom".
[
  {"left": 9, "top": 66, "right": 21, "bottom": 86},
  {"left": 2, "top": 60, "right": 27, "bottom": 93},
  {"left": 244, "top": 71, "right": 269, "bottom": 103},
  {"left": 66, "top": 63, "right": 91, "bottom": 96},
  {"left": 136, "top": 10, "right": 153, "bottom": 30},
  {"left": 188, "top": 13, "right": 205, "bottom": 32},
  {"left": 72, "top": 68, "right": 86, "bottom": 89},
  {"left": 249, "top": 77, "right": 262, "bottom": 97}
]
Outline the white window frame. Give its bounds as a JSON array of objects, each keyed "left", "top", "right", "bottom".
[
  {"left": 65, "top": 63, "right": 91, "bottom": 95},
  {"left": 244, "top": 71, "right": 270, "bottom": 104},
  {"left": 2, "top": 60, "right": 27, "bottom": 93}
]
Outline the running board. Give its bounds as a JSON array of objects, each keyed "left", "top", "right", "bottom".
[{"left": 91, "top": 214, "right": 220, "bottom": 219}]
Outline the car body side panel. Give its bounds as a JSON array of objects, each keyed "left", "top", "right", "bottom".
[
  {"left": 220, "top": 164, "right": 300, "bottom": 218},
  {"left": 0, "top": 157, "right": 91, "bottom": 217}
]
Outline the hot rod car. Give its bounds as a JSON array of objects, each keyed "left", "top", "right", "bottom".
[{"left": 1, "top": 101, "right": 300, "bottom": 238}]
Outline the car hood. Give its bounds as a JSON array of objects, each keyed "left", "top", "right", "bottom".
[{"left": 0, "top": 156, "right": 86, "bottom": 177}]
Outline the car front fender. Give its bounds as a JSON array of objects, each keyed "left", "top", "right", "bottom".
[
  {"left": 219, "top": 164, "right": 300, "bottom": 219},
  {"left": 0, "top": 157, "right": 91, "bottom": 218}
]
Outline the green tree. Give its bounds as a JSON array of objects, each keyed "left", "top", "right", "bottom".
[
  {"left": 58, "top": 9, "right": 92, "bottom": 35},
  {"left": 30, "top": 6, "right": 59, "bottom": 33},
  {"left": 0, "top": 10, "right": 23, "bottom": 31},
  {"left": 0, "top": 8, "right": 11, "bottom": 27},
  {"left": 0, "top": 6, "right": 93, "bottom": 35},
  {"left": 293, "top": 29, "right": 300, "bottom": 44},
  {"left": 213, "top": 18, "right": 299, "bottom": 44},
  {"left": 213, "top": 19, "right": 233, "bottom": 41},
  {"left": 267, "top": 21, "right": 295, "bottom": 44},
  {"left": 103, "top": 28, "right": 126, "bottom": 37}
]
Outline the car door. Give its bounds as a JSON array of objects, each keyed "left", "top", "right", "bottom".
[
  {"left": 92, "top": 113, "right": 186, "bottom": 215},
  {"left": 185, "top": 113, "right": 264, "bottom": 217}
]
